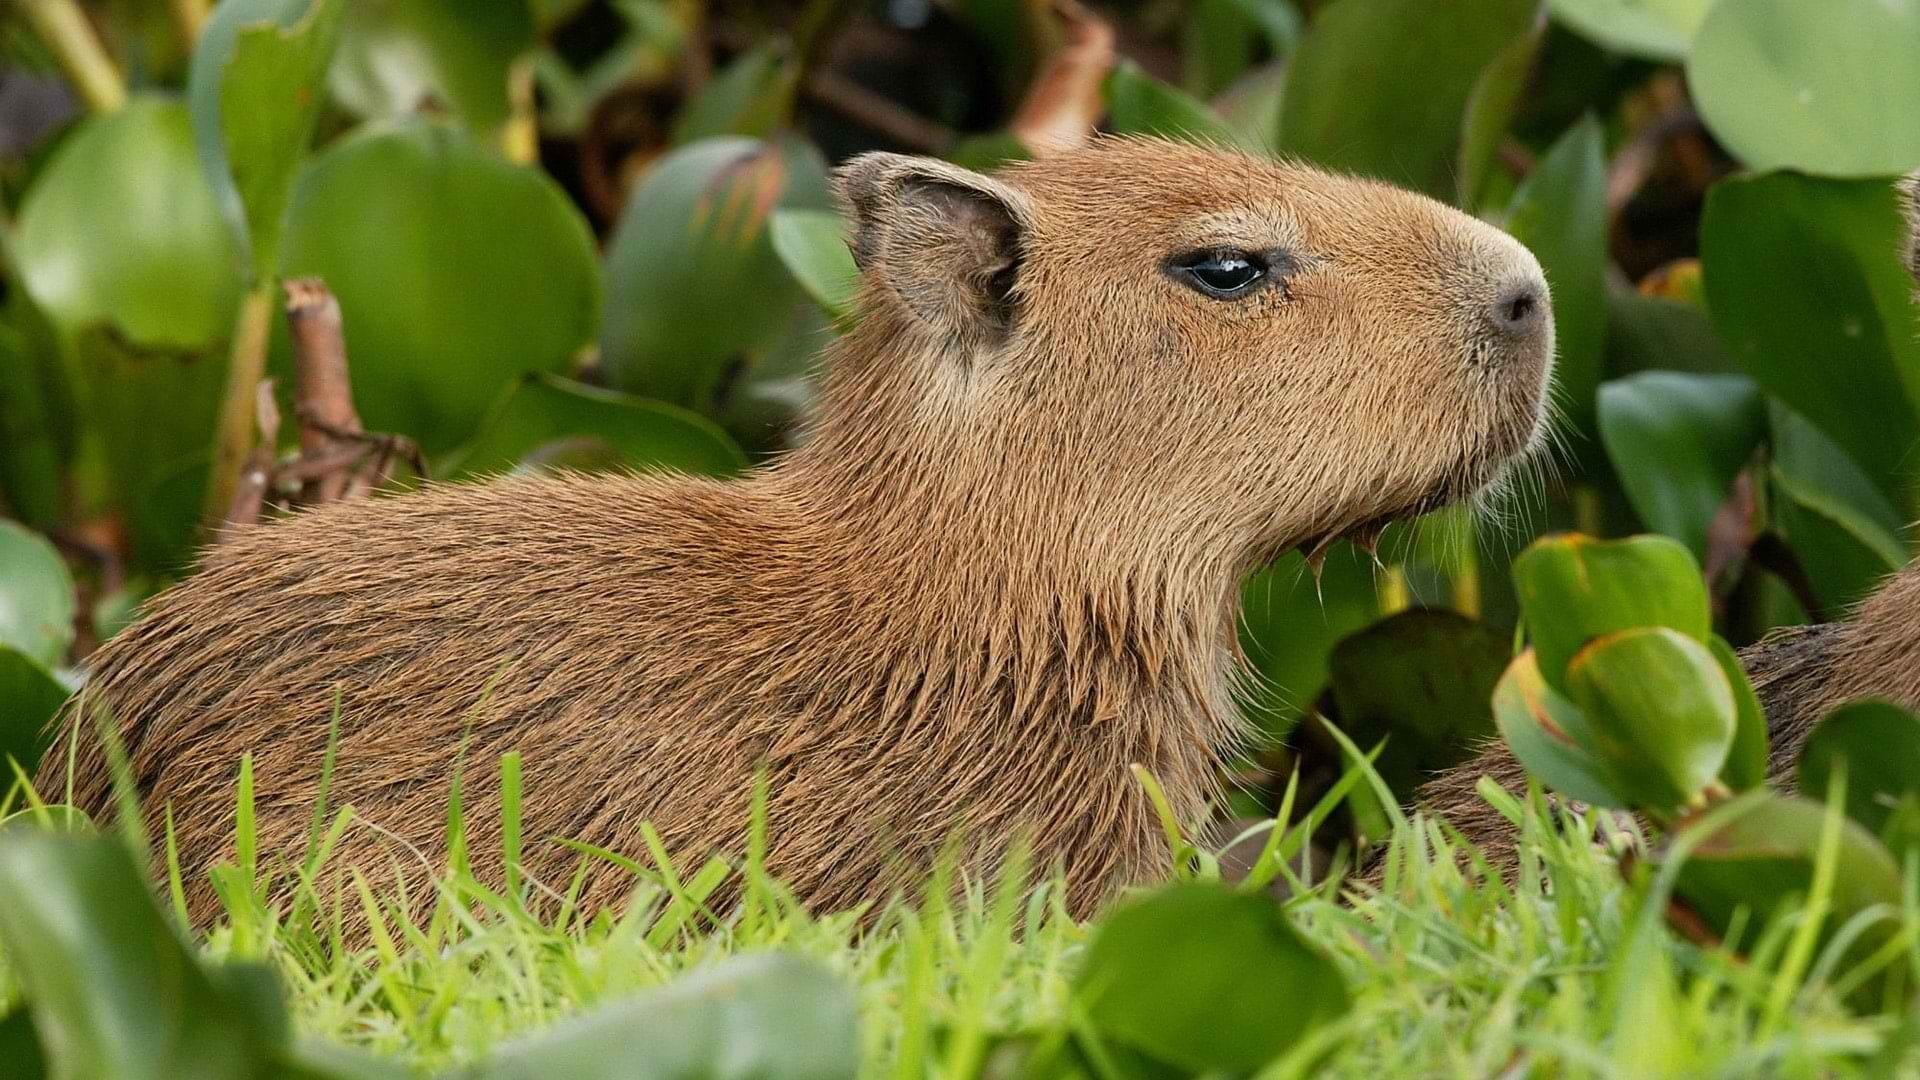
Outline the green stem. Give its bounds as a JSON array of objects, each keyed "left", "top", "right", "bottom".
[
  {"left": 205, "top": 285, "right": 277, "bottom": 525},
  {"left": 20, "top": 0, "right": 126, "bottom": 114}
]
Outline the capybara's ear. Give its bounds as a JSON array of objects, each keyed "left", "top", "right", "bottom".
[
  {"left": 832, "top": 152, "right": 1033, "bottom": 342},
  {"left": 1899, "top": 171, "right": 1919, "bottom": 291}
]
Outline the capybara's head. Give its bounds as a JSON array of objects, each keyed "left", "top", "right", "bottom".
[{"left": 818, "top": 137, "right": 1554, "bottom": 569}]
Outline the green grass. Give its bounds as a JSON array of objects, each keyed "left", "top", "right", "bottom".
[{"left": 4, "top": 761, "right": 1919, "bottom": 1078}]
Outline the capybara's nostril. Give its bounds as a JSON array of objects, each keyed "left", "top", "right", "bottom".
[{"left": 1488, "top": 277, "right": 1548, "bottom": 342}]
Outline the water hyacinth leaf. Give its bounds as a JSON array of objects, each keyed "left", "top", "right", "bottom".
[
  {"left": 1104, "top": 61, "right": 1239, "bottom": 147},
  {"left": 1563, "top": 627, "right": 1735, "bottom": 812},
  {"left": 1672, "top": 791, "right": 1904, "bottom": 947},
  {"left": 330, "top": 0, "right": 535, "bottom": 138},
  {"left": 1596, "top": 372, "right": 1764, "bottom": 561},
  {"left": 1511, "top": 533, "right": 1710, "bottom": 695},
  {"left": 279, "top": 122, "right": 601, "bottom": 454},
  {"left": 1505, "top": 115, "right": 1608, "bottom": 440},
  {"left": 458, "top": 953, "right": 858, "bottom": 1080},
  {"left": 1327, "top": 608, "right": 1509, "bottom": 797},
  {"left": 601, "top": 136, "right": 830, "bottom": 408},
  {"left": 443, "top": 373, "right": 748, "bottom": 480},
  {"left": 1456, "top": 14, "right": 1544, "bottom": 212},
  {"left": 0, "top": 520, "right": 73, "bottom": 668},
  {"left": 1702, "top": 173, "right": 1920, "bottom": 504},
  {"left": 1184, "top": 0, "right": 1301, "bottom": 101},
  {"left": 1073, "top": 884, "right": 1349, "bottom": 1073},
  {"left": 1493, "top": 648, "right": 1629, "bottom": 808},
  {"left": 1767, "top": 403, "right": 1907, "bottom": 613},
  {"left": 0, "top": 1009, "right": 45, "bottom": 1080},
  {"left": 0, "top": 290, "right": 75, "bottom": 530},
  {"left": 0, "top": 830, "right": 286, "bottom": 1080},
  {"left": 1688, "top": 0, "right": 1920, "bottom": 178},
  {"left": 1238, "top": 548, "right": 1380, "bottom": 739},
  {"left": 1278, "top": 0, "right": 1537, "bottom": 198},
  {"left": 672, "top": 43, "right": 797, "bottom": 145},
  {"left": 0, "top": 649, "right": 67, "bottom": 775},
  {"left": 1798, "top": 701, "right": 1920, "bottom": 840},
  {"left": 1545, "top": 0, "right": 1712, "bottom": 62},
  {"left": 187, "top": 0, "right": 345, "bottom": 281},
  {"left": 15, "top": 100, "right": 241, "bottom": 350},
  {"left": 770, "top": 209, "right": 860, "bottom": 321},
  {"left": 1709, "top": 636, "right": 1767, "bottom": 793},
  {"left": 1604, "top": 290, "right": 1737, "bottom": 378}
]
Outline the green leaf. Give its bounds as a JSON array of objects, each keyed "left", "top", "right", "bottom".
[
  {"left": 1511, "top": 533, "right": 1711, "bottom": 697},
  {"left": 1673, "top": 791, "right": 1904, "bottom": 946},
  {"left": 187, "top": 0, "right": 345, "bottom": 282},
  {"left": 600, "top": 136, "right": 830, "bottom": 409},
  {"left": 1104, "top": 61, "right": 1240, "bottom": 147},
  {"left": 1603, "top": 289, "right": 1737, "bottom": 378},
  {"left": 1456, "top": 15, "right": 1545, "bottom": 211},
  {"left": 1545, "top": 0, "right": 1712, "bottom": 62},
  {"left": 1596, "top": 372, "right": 1764, "bottom": 561},
  {"left": 769, "top": 209, "right": 859, "bottom": 321},
  {"left": 442, "top": 373, "right": 748, "bottom": 480},
  {"left": 1709, "top": 636, "right": 1768, "bottom": 793},
  {"left": 330, "top": 0, "right": 536, "bottom": 138},
  {"left": 1767, "top": 403, "right": 1908, "bottom": 613},
  {"left": 1492, "top": 649, "right": 1627, "bottom": 808},
  {"left": 458, "top": 953, "right": 858, "bottom": 1080},
  {"left": 671, "top": 43, "right": 798, "bottom": 145},
  {"left": 1278, "top": 0, "right": 1538, "bottom": 198},
  {"left": 1184, "top": 0, "right": 1301, "bottom": 101},
  {"left": 0, "top": 283, "right": 75, "bottom": 530},
  {"left": 1563, "top": 627, "right": 1735, "bottom": 812},
  {"left": 279, "top": 121, "right": 601, "bottom": 454},
  {"left": 0, "top": 648, "right": 67, "bottom": 776},
  {"left": 1073, "top": 883, "right": 1349, "bottom": 1073},
  {"left": 1238, "top": 549, "right": 1381, "bottom": 739},
  {"left": 0, "top": 518, "right": 73, "bottom": 669},
  {"left": 1327, "top": 608, "right": 1509, "bottom": 797},
  {"left": 1505, "top": 114, "right": 1608, "bottom": 439},
  {"left": 15, "top": 99, "right": 241, "bottom": 350},
  {"left": 1798, "top": 701, "right": 1920, "bottom": 841},
  {"left": 0, "top": 830, "right": 287, "bottom": 1080},
  {"left": 1703, "top": 172, "right": 1920, "bottom": 506},
  {"left": 0, "top": 1009, "right": 46, "bottom": 1080},
  {"left": 1688, "top": 0, "right": 1920, "bottom": 177}
]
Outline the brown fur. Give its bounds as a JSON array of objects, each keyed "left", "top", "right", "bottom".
[
  {"left": 1418, "top": 169, "right": 1920, "bottom": 875},
  {"left": 46, "top": 138, "right": 1552, "bottom": 923}
]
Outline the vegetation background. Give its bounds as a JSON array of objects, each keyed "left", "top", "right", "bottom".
[{"left": 1, "top": 0, "right": 1920, "bottom": 1076}]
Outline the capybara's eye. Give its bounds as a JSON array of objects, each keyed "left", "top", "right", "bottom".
[{"left": 1170, "top": 250, "right": 1267, "bottom": 299}]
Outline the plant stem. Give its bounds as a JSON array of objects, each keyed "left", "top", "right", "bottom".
[
  {"left": 501, "top": 56, "right": 540, "bottom": 165},
  {"left": 169, "top": 0, "right": 211, "bottom": 54},
  {"left": 21, "top": 0, "right": 127, "bottom": 114},
  {"left": 206, "top": 285, "right": 278, "bottom": 525}
]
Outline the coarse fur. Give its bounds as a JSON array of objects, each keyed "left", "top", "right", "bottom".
[
  {"left": 47, "top": 137, "right": 1553, "bottom": 923},
  {"left": 1418, "top": 169, "right": 1920, "bottom": 875}
]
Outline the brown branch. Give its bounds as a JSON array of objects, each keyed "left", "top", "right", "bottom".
[
  {"left": 803, "top": 70, "right": 955, "bottom": 153},
  {"left": 1605, "top": 104, "right": 1701, "bottom": 223},
  {"left": 220, "top": 379, "right": 282, "bottom": 539},
  {"left": 285, "top": 278, "right": 364, "bottom": 505},
  {"left": 1009, "top": 0, "right": 1116, "bottom": 156}
]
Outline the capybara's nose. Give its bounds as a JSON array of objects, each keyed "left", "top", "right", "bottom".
[{"left": 1487, "top": 275, "right": 1549, "bottom": 344}]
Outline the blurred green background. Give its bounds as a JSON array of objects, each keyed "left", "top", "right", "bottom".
[{"left": 1, "top": 0, "right": 1918, "bottom": 810}]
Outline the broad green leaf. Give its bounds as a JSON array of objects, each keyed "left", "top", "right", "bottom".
[
  {"left": 0, "top": 830, "right": 286, "bottom": 1080},
  {"left": 1702, "top": 172, "right": 1920, "bottom": 506},
  {"left": 1238, "top": 548, "right": 1381, "bottom": 739},
  {"left": 330, "top": 0, "right": 536, "bottom": 138},
  {"left": 1217, "top": 62, "right": 1289, "bottom": 150},
  {"left": 187, "top": 0, "right": 345, "bottom": 281},
  {"left": 1074, "top": 884, "right": 1349, "bottom": 1073},
  {"left": 443, "top": 373, "right": 748, "bottom": 480},
  {"left": 1327, "top": 608, "right": 1509, "bottom": 797},
  {"left": 0, "top": 1009, "right": 46, "bottom": 1080},
  {"left": 1545, "top": 0, "right": 1712, "bottom": 61},
  {"left": 769, "top": 209, "right": 859, "bottom": 321},
  {"left": 1104, "top": 61, "right": 1240, "bottom": 147},
  {"left": 1798, "top": 701, "right": 1920, "bottom": 842},
  {"left": 1492, "top": 649, "right": 1626, "bottom": 808},
  {"left": 601, "top": 136, "right": 830, "bottom": 408},
  {"left": 1709, "top": 636, "right": 1767, "bottom": 793},
  {"left": 1603, "top": 289, "right": 1737, "bottom": 378},
  {"left": 671, "top": 43, "right": 797, "bottom": 145},
  {"left": 1673, "top": 791, "right": 1904, "bottom": 949},
  {"left": 1457, "top": 15, "right": 1545, "bottom": 212},
  {"left": 0, "top": 521, "right": 73, "bottom": 668},
  {"left": 1511, "top": 533, "right": 1710, "bottom": 696},
  {"left": 15, "top": 99, "right": 241, "bottom": 350},
  {"left": 458, "top": 953, "right": 858, "bottom": 1080},
  {"left": 1768, "top": 403, "right": 1908, "bottom": 613},
  {"left": 0, "top": 275, "right": 74, "bottom": 529},
  {"left": 1184, "top": 0, "right": 1302, "bottom": 100},
  {"left": 0, "top": 648, "right": 67, "bottom": 775},
  {"left": 1278, "top": 0, "right": 1537, "bottom": 198},
  {"left": 1505, "top": 115, "right": 1608, "bottom": 439},
  {"left": 279, "top": 121, "right": 601, "bottom": 453},
  {"left": 1689, "top": 0, "right": 1920, "bottom": 177},
  {"left": 1596, "top": 372, "right": 1764, "bottom": 561},
  {"left": 1563, "top": 627, "right": 1735, "bottom": 812}
]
